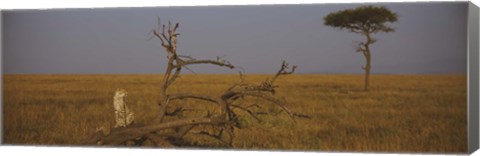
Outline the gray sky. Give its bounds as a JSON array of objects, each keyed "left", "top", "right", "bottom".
[{"left": 2, "top": 2, "right": 468, "bottom": 74}]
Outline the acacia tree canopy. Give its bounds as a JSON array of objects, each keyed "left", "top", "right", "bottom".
[
  {"left": 324, "top": 6, "right": 398, "bottom": 34},
  {"left": 324, "top": 5, "right": 398, "bottom": 91}
]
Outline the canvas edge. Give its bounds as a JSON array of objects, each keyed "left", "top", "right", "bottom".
[
  {"left": 468, "top": 1, "right": 480, "bottom": 154},
  {"left": 0, "top": 9, "right": 4, "bottom": 144}
]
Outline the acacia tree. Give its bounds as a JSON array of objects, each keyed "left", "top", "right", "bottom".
[
  {"left": 84, "top": 20, "right": 308, "bottom": 147},
  {"left": 324, "top": 5, "right": 397, "bottom": 91}
]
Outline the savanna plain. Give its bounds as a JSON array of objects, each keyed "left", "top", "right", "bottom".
[{"left": 2, "top": 74, "right": 467, "bottom": 153}]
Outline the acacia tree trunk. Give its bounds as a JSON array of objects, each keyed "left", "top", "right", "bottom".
[
  {"left": 363, "top": 51, "right": 370, "bottom": 91},
  {"left": 362, "top": 32, "right": 373, "bottom": 92}
]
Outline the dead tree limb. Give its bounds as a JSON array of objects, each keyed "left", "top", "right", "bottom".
[
  {"left": 85, "top": 117, "right": 225, "bottom": 146},
  {"left": 169, "top": 93, "right": 219, "bottom": 104},
  {"left": 84, "top": 20, "right": 309, "bottom": 147}
]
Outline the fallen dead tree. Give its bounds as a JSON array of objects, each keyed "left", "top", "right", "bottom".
[{"left": 84, "top": 20, "right": 309, "bottom": 147}]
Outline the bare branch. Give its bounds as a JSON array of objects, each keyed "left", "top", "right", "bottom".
[
  {"left": 177, "top": 55, "right": 196, "bottom": 60},
  {"left": 191, "top": 129, "right": 231, "bottom": 146},
  {"left": 183, "top": 66, "right": 197, "bottom": 74},
  {"left": 270, "top": 60, "right": 297, "bottom": 84},
  {"left": 175, "top": 59, "right": 235, "bottom": 69},
  {"left": 166, "top": 66, "right": 182, "bottom": 87},
  {"left": 230, "top": 104, "right": 262, "bottom": 122},
  {"left": 152, "top": 30, "right": 167, "bottom": 48},
  {"left": 245, "top": 103, "right": 262, "bottom": 109},
  {"left": 239, "top": 92, "right": 295, "bottom": 120},
  {"left": 159, "top": 28, "right": 172, "bottom": 51},
  {"left": 165, "top": 106, "right": 197, "bottom": 117},
  {"left": 89, "top": 118, "right": 226, "bottom": 145},
  {"left": 173, "top": 23, "right": 180, "bottom": 32},
  {"left": 169, "top": 93, "right": 219, "bottom": 104}
]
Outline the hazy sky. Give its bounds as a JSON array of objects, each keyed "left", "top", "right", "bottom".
[{"left": 2, "top": 2, "right": 468, "bottom": 74}]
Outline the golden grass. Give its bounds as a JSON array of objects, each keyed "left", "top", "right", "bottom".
[{"left": 2, "top": 74, "right": 467, "bottom": 153}]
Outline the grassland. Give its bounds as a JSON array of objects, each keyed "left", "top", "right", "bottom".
[{"left": 2, "top": 74, "right": 467, "bottom": 153}]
